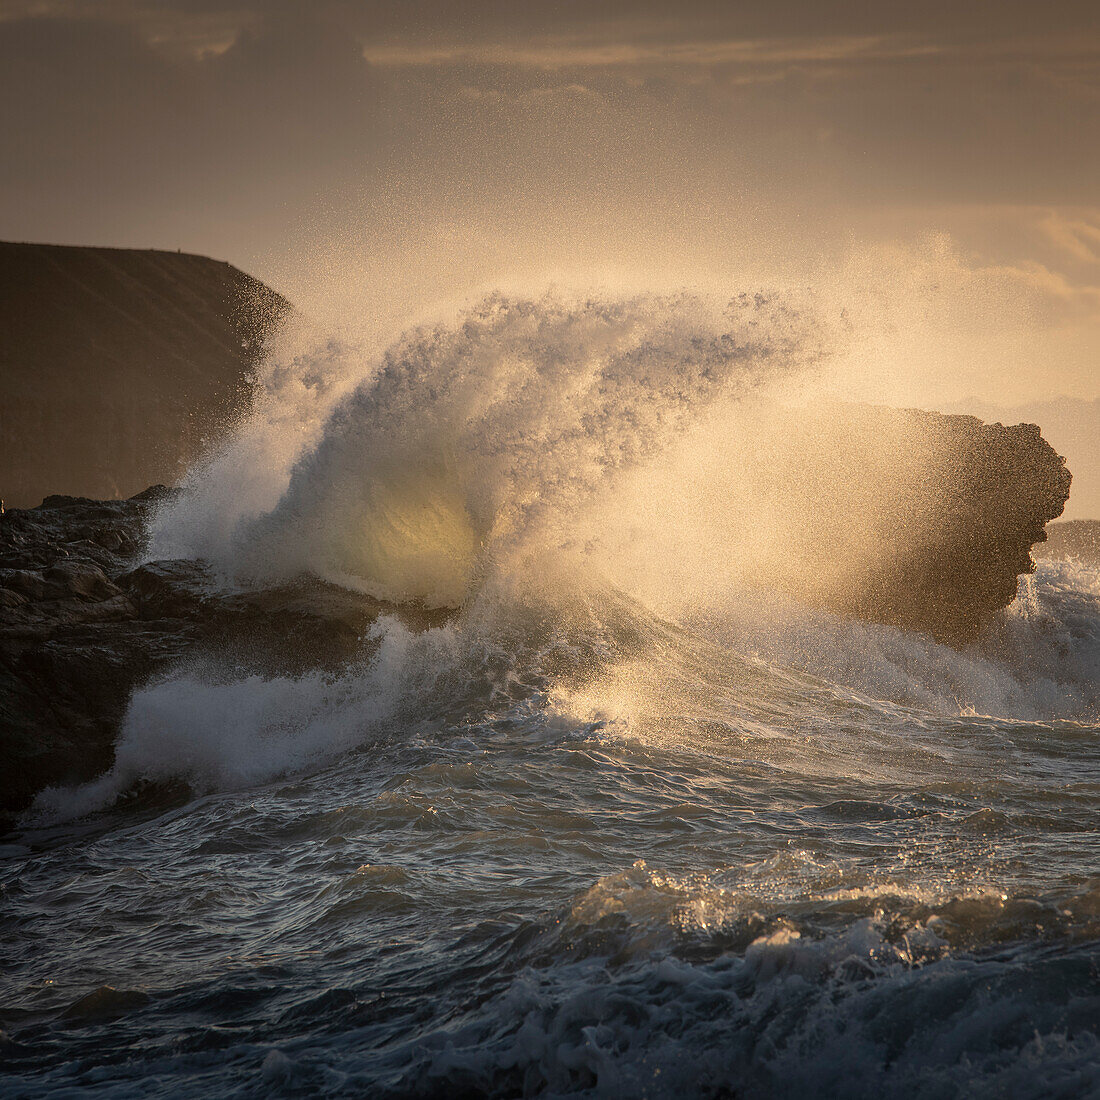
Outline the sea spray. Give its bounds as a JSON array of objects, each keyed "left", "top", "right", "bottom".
[
  {"left": 148, "top": 290, "right": 827, "bottom": 603},
  {"left": 33, "top": 287, "right": 1097, "bottom": 822},
  {"left": 9, "top": 290, "right": 1099, "bottom": 1098}
]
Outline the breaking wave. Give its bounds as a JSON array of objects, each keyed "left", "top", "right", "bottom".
[
  {"left": 147, "top": 290, "right": 825, "bottom": 604},
  {"left": 33, "top": 288, "right": 1100, "bottom": 815}
]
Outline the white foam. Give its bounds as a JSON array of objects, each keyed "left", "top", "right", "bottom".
[
  {"left": 150, "top": 290, "right": 825, "bottom": 605},
  {"left": 41, "top": 291, "right": 1098, "bottom": 819},
  {"left": 692, "top": 559, "right": 1100, "bottom": 723},
  {"left": 31, "top": 616, "right": 464, "bottom": 821}
]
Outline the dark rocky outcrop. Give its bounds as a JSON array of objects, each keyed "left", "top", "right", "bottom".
[
  {"left": 942, "top": 395, "right": 1100, "bottom": 522},
  {"left": 742, "top": 405, "right": 1072, "bottom": 644},
  {"left": 835, "top": 407, "right": 1072, "bottom": 642},
  {"left": 0, "top": 242, "right": 290, "bottom": 508},
  {"left": 0, "top": 489, "right": 445, "bottom": 820}
]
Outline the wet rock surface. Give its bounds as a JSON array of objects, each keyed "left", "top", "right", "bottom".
[
  {"left": 747, "top": 405, "right": 1073, "bottom": 644},
  {"left": 844, "top": 408, "right": 1073, "bottom": 641},
  {"left": 0, "top": 488, "right": 444, "bottom": 819}
]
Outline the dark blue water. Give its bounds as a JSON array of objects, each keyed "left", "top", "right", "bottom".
[{"left": 2, "top": 564, "right": 1098, "bottom": 1098}]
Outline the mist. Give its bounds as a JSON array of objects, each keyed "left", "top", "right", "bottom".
[{"left": 2, "top": 2, "right": 1097, "bottom": 424}]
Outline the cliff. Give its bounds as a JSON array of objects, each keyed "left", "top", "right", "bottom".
[{"left": 0, "top": 242, "right": 290, "bottom": 508}]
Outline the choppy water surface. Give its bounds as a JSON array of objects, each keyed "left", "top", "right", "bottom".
[{"left": 3, "top": 562, "right": 1099, "bottom": 1098}]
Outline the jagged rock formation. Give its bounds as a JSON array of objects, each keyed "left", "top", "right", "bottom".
[
  {"left": 0, "top": 242, "right": 290, "bottom": 508},
  {"left": 942, "top": 395, "right": 1100, "bottom": 521},
  {"left": 737, "top": 405, "right": 1072, "bottom": 644},
  {"left": 832, "top": 406, "right": 1072, "bottom": 642}
]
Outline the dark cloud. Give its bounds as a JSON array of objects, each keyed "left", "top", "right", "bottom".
[
  {"left": 0, "top": 8, "right": 383, "bottom": 246},
  {"left": 10, "top": 0, "right": 1092, "bottom": 41}
]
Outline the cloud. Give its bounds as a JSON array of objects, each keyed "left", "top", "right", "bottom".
[
  {"left": 0, "top": 10, "right": 379, "bottom": 205},
  {"left": 0, "top": 0, "right": 1098, "bottom": 414},
  {"left": 360, "top": 33, "right": 941, "bottom": 72},
  {"left": 843, "top": 232, "right": 1100, "bottom": 327}
]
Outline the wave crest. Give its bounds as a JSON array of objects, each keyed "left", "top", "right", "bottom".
[{"left": 149, "top": 290, "right": 823, "bottom": 605}]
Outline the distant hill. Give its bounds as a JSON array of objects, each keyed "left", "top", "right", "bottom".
[{"left": 0, "top": 242, "right": 290, "bottom": 508}]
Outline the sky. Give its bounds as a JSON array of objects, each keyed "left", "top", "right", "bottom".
[{"left": 1, "top": 1, "right": 1098, "bottom": 459}]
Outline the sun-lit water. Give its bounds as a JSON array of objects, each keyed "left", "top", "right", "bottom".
[
  {"left": 3, "top": 561, "right": 1098, "bottom": 1097},
  {"left": 2, "top": 293, "right": 1098, "bottom": 1096}
]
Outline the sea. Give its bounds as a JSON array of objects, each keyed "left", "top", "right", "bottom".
[{"left": 2, "top": 293, "right": 1098, "bottom": 1097}]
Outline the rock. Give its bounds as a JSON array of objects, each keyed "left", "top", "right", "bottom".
[
  {"left": 731, "top": 404, "right": 1072, "bottom": 643},
  {"left": 0, "top": 488, "right": 446, "bottom": 819},
  {"left": 44, "top": 561, "right": 121, "bottom": 601},
  {"left": 0, "top": 486, "right": 173, "bottom": 573},
  {"left": 0, "top": 242, "right": 291, "bottom": 509},
  {"left": 0, "top": 617, "right": 198, "bottom": 815},
  {"left": 118, "top": 559, "right": 219, "bottom": 620},
  {"left": 0, "top": 594, "right": 140, "bottom": 641},
  {"left": 0, "top": 588, "right": 27, "bottom": 610},
  {"left": 0, "top": 569, "right": 48, "bottom": 600}
]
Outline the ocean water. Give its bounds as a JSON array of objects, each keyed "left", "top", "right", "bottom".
[{"left": 2, "top": 294, "right": 1098, "bottom": 1097}]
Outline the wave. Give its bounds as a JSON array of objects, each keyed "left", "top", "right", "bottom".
[
  {"left": 147, "top": 290, "right": 825, "bottom": 605},
  {"left": 29, "top": 288, "right": 1098, "bottom": 821},
  {"left": 689, "top": 558, "right": 1100, "bottom": 722},
  {"left": 31, "top": 558, "right": 1099, "bottom": 823}
]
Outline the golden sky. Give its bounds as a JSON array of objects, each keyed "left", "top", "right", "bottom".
[{"left": 1, "top": 1, "right": 1098, "bottom": 421}]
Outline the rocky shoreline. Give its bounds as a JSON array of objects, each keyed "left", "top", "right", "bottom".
[{"left": 0, "top": 489, "right": 444, "bottom": 820}]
